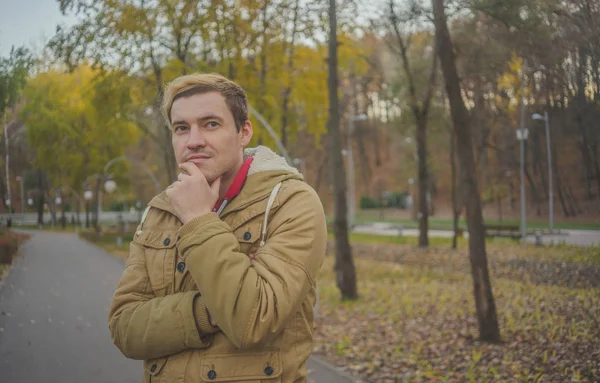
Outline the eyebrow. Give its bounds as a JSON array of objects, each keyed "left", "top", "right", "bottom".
[{"left": 171, "top": 114, "right": 225, "bottom": 127}]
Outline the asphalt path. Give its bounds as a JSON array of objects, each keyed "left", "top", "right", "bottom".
[
  {"left": 353, "top": 223, "right": 600, "bottom": 246},
  {"left": 0, "top": 230, "right": 356, "bottom": 383}
]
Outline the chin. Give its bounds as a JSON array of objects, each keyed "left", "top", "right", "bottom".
[{"left": 202, "top": 171, "right": 219, "bottom": 184}]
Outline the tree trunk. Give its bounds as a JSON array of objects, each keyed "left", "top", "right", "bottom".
[
  {"left": 577, "top": 47, "right": 593, "bottom": 200},
  {"left": 450, "top": 128, "right": 459, "bottom": 249},
  {"left": 280, "top": 0, "right": 300, "bottom": 150},
  {"left": 556, "top": 173, "right": 570, "bottom": 217},
  {"left": 592, "top": 142, "right": 600, "bottom": 199},
  {"left": 75, "top": 195, "right": 81, "bottom": 227},
  {"left": 523, "top": 139, "right": 541, "bottom": 216},
  {"left": 328, "top": 0, "right": 358, "bottom": 301},
  {"left": 496, "top": 190, "right": 502, "bottom": 223},
  {"left": 314, "top": 150, "right": 329, "bottom": 195},
  {"left": 533, "top": 128, "right": 548, "bottom": 199},
  {"left": 150, "top": 57, "right": 177, "bottom": 186},
  {"left": 433, "top": 0, "right": 500, "bottom": 342},
  {"left": 162, "top": 125, "right": 177, "bottom": 184},
  {"left": 37, "top": 170, "right": 44, "bottom": 226},
  {"left": 85, "top": 199, "right": 90, "bottom": 228},
  {"left": 416, "top": 116, "right": 429, "bottom": 247},
  {"left": 61, "top": 194, "right": 66, "bottom": 229},
  {"left": 92, "top": 177, "right": 102, "bottom": 232}
]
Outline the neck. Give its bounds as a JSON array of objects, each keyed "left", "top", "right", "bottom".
[{"left": 217, "top": 159, "right": 244, "bottom": 200}]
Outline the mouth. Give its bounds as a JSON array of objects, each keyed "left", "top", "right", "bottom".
[{"left": 184, "top": 154, "right": 211, "bottom": 163}]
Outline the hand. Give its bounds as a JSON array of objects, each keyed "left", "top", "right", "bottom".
[{"left": 166, "top": 162, "right": 221, "bottom": 224}]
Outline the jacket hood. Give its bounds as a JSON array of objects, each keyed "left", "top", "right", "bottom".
[{"left": 148, "top": 146, "right": 303, "bottom": 214}]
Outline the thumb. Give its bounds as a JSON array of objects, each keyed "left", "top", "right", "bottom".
[{"left": 210, "top": 177, "right": 222, "bottom": 196}]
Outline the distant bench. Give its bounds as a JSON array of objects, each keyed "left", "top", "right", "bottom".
[{"left": 484, "top": 225, "right": 521, "bottom": 239}]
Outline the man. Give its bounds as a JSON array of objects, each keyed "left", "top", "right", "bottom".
[{"left": 108, "top": 73, "right": 327, "bottom": 383}]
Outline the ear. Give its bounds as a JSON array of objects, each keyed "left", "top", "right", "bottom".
[{"left": 239, "top": 120, "right": 253, "bottom": 147}]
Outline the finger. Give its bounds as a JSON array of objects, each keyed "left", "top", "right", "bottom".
[
  {"left": 179, "top": 162, "right": 202, "bottom": 177},
  {"left": 210, "top": 177, "right": 221, "bottom": 195},
  {"left": 177, "top": 172, "right": 188, "bottom": 182}
]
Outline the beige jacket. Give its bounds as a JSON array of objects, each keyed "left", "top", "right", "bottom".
[{"left": 108, "top": 146, "right": 327, "bottom": 383}]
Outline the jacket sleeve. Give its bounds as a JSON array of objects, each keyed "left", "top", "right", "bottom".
[
  {"left": 108, "top": 240, "right": 220, "bottom": 360},
  {"left": 177, "top": 184, "right": 327, "bottom": 350}
]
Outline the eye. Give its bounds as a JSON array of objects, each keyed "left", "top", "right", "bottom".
[
  {"left": 206, "top": 121, "right": 220, "bottom": 129},
  {"left": 174, "top": 125, "right": 189, "bottom": 133}
]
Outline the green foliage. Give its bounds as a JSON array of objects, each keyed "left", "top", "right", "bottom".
[
  {"left": 360, "top": 195, "right": 379, "bottom": 209},
  {"left": 20, "top": 66, "right": 138, "bottom": 191},
  {"left": 0, "top": 46, "right": 33, "bottom": 116}
]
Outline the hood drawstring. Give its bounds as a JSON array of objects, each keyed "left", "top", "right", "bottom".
[
  {"left": 136, "top": 206, "right": 151, "bottom": 236},
  {"left": 260, "top": 182, "right": 282, "bottom": 247}
]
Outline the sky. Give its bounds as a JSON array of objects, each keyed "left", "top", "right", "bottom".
[{"left": 0, "top": 0, "right": 77, "bottom": 56}]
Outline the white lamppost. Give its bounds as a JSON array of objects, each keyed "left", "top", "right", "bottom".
[
  {"left": 104, "top": 178, "right": 125, "bottom": 248},
  {"left": 518, "top": 62, "right": 546, "bottom": 242},
  {"left": 532, "top": 112, "right": 553, "bottom": 232},
  {"left": 104, "top": 179, "right": 117, "bottom": 194},
  {"left": 84, "top": 189, "right": 93, "bottom": 229},
  {"left": 347, "top": 113, "right": 368, "bottom": 229}
]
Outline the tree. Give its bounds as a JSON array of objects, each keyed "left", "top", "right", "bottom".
[
  {"left": 432, "top": 0, "right": 500, "bottom": 342},
  {"left": 51, "top": 0, "right": 210, "bottom": 185},
  {"left": 379, "top": 0, "right": 438, "bottom": 247},
  {"left": 0, "top": 46, "right": 33, "bottom": 213},
  {"left": 328, "top": 0, "right": 358, "bottom": 300},
  {"left": 21, "top": 66, "right": 138, "bottom": 228}
]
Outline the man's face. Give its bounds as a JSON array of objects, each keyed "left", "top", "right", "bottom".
[{"left": 170, "top": 91, "right": 253, "bottom": 183}]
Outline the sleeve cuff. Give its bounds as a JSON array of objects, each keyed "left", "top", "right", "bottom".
[
  {"left": 179, "top": 212, "right": 221, "bottom": 237},
  {"left": 193, "top": 294, "right": 220, "bottom": 336}
]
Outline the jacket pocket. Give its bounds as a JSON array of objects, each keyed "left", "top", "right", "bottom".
[
  {"left": 133, "top": 230, "right": 177, "bottom": 294},
  {"left": 199, "top": 350, "right": 282, "bottom": 382},
  {"left": 144, "top": 357, "right": 168, "bottom": 382},
  {"left": 235, "top": 222, "right": 262, "bottom": 257}
]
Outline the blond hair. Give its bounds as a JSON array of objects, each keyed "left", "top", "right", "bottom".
[{"left": 161, "top": 73, "right": 248, "bottom": 132}]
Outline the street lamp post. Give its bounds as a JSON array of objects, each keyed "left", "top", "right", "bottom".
[
  {"left": 518, "top": 61, "right": 528, "bottom": 243},
  {"left": 518, "top": 62, "right": 547, "bottom": 242},
  {"left": 54, "top": 191, "right": 63, "bottom": 229},
  {"left": 84, "top": 189, "right": 93, "bottom": 228},
  {"left": 104, "top": 178, "right": 127, "bottom": 248},
  {"left": 16, "top": 176, "right": 24, "bottom": 214},
  {"left": 532, "top": 111, "right": 553, "bottom": 232},
  {"left": 347, "top": 113, "right": 367, "bottom": 229}
]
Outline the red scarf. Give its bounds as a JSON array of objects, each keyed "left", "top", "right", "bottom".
[{"left": 212, "top": 157, "right": 254, "bottom": 215}]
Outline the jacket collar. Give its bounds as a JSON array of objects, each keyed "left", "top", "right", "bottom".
[{"left": 147, "top": 146, "right": 302, "bottom": 217}]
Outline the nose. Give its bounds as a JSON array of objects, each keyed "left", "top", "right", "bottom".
[{"left": 186, "top": 126, "right": 207, "bottom": 149}]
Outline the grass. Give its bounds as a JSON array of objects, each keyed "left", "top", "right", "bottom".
[
  {"left": 79, "top": 231, "right": 132, "bottom": 260},
  {"left": 315, "top": 243, "right": 600, "bottom": 382},
  {"left": 15, "top": 223, "right": 81, "bottom": 233},
  {"left": 329, "top": 212, "right": 600, "bottom": 231}
]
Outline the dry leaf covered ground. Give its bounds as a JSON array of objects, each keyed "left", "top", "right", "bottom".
[
  {"left": 314, "top": 240, "right": 600, "bottom": 382},
  {"left": 0, "top": 230, "right": 31, "bottom": 283}
]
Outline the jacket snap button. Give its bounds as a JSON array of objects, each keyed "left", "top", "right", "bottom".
[
  {"left": 243, "top": 232, "right": 252, "bottom": 240},
  {"left": 177, "top": 262, "right": 186, "bottom": 273},
  {"left": 207, "top": 370, "right": 217, "bottom": 380},
  {"left": 150, "top": 364, "right": 157, "bottom": 373},
  {"left": 163, "top": 238, "right": 170, "bottom": 246},
  {"left": 264, "top": 366, "right": 274, "bottom": 376}
]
